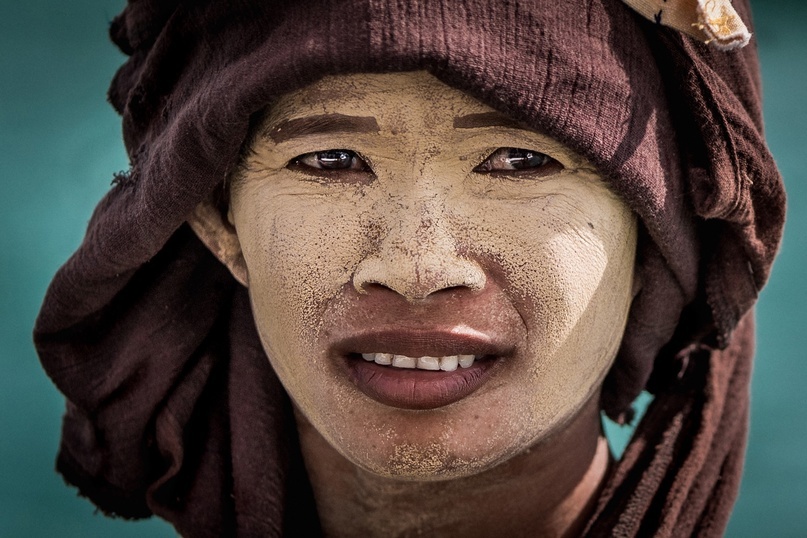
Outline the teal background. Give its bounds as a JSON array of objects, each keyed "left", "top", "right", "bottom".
[{"left": 1, "top": 1, "right": 804, "bottom": 536}]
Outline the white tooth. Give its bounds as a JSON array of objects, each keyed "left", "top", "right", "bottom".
[
  {"left": 392, "top": 355, "right": 417, "bottom": 369},
  {"left": 458, "top": 355, "right": 476, "bottom": 368},
  {"left": 440, "top": 355, "right": 459, "bottom": 372},
  {"left": 374, "top": 353, "right": 393, "bottom": 365},
  {"left": 362, "top": 353, "right": 376, "bottom": 362},
  {"left": 417, "top": 356, "right": 440, "bottom": 371}
]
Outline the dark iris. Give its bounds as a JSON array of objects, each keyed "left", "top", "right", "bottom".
[
  {"left": 473, "top": 147, "right": 561, "bottom": 175},
  {"left": 504, "top": 149, "right": 549, "bottom": 169},
  {"left": 315, "top": 150, "right": 355, "bottom": 169}
]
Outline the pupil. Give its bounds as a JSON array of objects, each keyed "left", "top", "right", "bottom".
[
  {"left": 506, "top": 149, "right": 546, "bottom": 169},
  {"left": 317, "top": 150, "right": 352, "bottom": 169}
]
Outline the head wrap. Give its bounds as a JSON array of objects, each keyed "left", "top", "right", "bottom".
[{"left": 35, "top": 0, "right": 784, "bottom": 535}]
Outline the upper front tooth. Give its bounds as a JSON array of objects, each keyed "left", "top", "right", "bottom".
[
  {"left": 417, "top": 356, "right": 440, "bottom": 370},
  {"left": 374, "top": 353, "right": 393, "bottom": 365},
  {"left": 392, "top": 355, "right": 417, "bottom": 369},
  {"left": 458, "top": 355, "right": 476, "bottom": 368},
  {"left": 440, "top": 355, "right": 459, "bottom": 371}
]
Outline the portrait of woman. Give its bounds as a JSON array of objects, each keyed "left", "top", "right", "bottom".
[{"left": 1, "top": 0, "right": 797, "bottom": 536}]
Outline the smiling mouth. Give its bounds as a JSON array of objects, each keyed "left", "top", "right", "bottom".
[{"left": 333, "top": 329, "right": 509, "bottom": 410}]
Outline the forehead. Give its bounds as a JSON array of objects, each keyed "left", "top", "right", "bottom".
[
  {"left": 251, "top": 70, "right": 593, "bottom": 172},
  {"left": 261, "top": 71, "right": 503, "bottom": 133}
]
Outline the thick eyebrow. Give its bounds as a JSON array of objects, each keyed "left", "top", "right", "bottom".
[
  {"left": 453, "top": 111, "right": 525, "bottom": 130},
  {"left": 264, "top": 113, "right": 380, "bottom": 143}
]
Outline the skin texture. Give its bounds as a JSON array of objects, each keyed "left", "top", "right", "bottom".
[{"left": 189, "top": 71, "right": 638, "bottom": 536}]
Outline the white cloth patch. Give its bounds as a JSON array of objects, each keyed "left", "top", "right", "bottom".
[{"left": 621, "top": 0, "right": 751, "bottom": 50}]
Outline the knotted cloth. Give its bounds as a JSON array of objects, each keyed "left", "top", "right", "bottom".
[{"left": 35, "top": 0, "right": 784, "bottom": 535}]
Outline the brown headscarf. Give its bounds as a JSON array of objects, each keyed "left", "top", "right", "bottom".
[{"left": 35, "top": 0, "right": 784, "bottom": 535}]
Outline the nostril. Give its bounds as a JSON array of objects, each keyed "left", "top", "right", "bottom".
[
  {"left": 356, "top": 282, "right": 398, "bottom": 296},
  {"left": 354, "top": 280, "right": 484, "bottom": 302},
  {"left": 428, "top": 285, "right": 474, "bottom": 298}
]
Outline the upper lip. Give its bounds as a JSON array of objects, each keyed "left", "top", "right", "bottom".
[
  {"left": 331, "top": 327, "right": 514, "bottom": 358},
  {"left": 323, "top": 282, "right": 526, "bottom": 361}
]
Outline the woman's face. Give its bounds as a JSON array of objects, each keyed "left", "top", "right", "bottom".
[{"left": 228, "top": 71, "right": 637, "bottom": 479}]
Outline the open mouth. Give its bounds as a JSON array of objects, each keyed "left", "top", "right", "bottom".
[
  {"left": 334, "top": 329, "right": 508, "bottom": 410},
  {"left": 344, "top": 352, "right": 499, "bottom": 410}
]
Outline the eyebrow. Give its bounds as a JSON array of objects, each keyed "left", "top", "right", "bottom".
[
  {"left": 453, "top": 111, "right": 525, "bottom": 130},
  {"left": 265, "top": 113, "right": 381, "bottom": 143}
]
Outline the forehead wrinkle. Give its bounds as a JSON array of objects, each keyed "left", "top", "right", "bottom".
[{"left": 264, "top": 113, "right": 380, "bottom": 144}]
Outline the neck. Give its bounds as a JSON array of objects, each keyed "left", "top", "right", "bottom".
[{"left": 295, "top": 395, "right": 611, "bottom": 538}]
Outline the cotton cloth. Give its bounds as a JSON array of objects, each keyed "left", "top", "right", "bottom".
[{"left": 35, "top": 0, "right": 784, "bottom": 535}]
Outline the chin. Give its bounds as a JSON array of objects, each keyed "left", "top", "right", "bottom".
[{"left": 299, "top": 374, "right": 590, "bottom": 482}]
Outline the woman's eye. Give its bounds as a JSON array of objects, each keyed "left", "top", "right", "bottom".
[
  {"left": 290, "top": 149, "right": 369, "bottom": 172},
  {"left": 473, "top": 147, "right": 563, "bottom": 176}
]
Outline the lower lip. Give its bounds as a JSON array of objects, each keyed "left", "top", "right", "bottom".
[{"left": 345, "top": 357, "right": 497, "bottom": 410}]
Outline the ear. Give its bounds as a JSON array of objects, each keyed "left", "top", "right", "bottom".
[{"left": 187, "top": 199, "right": 249, "bottom": 287}]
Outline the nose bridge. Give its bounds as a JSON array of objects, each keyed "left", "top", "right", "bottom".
[
  {"left": 397, "top": 188, "right": 447, "bottom": 246},
  {"left": 352, "top": 186, "right": 486, "bottom": 300}
]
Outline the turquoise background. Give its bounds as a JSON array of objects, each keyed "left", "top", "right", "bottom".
[{"left": 1, "top": 1, "right": 804, "bottom": 536}]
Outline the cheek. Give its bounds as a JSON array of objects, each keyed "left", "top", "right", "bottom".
[
  {"left": 468, "top": 195, "right": 620, "bottom": 337},
  {"left": 232, "top": 187, "right": 371, "bottom": 374},
  {"left": 465, "top": 192, "right": 636, "bottom": 413}
]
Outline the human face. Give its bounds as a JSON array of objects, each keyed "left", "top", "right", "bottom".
[{"left": 228, "top": 71, "right": 637, "bottom": 479}]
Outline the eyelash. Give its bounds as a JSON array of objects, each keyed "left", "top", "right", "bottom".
[{"left": 287, "top": 148, "right": 563, "bottom": 178}]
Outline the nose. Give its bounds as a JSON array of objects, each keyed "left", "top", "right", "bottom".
[{"left": 352, "top": 200, "right": 486, "bottom": 301}]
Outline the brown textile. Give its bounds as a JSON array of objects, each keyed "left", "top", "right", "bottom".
[{"left": 34, "top": 0, "right": 784, "bottom": 536}]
